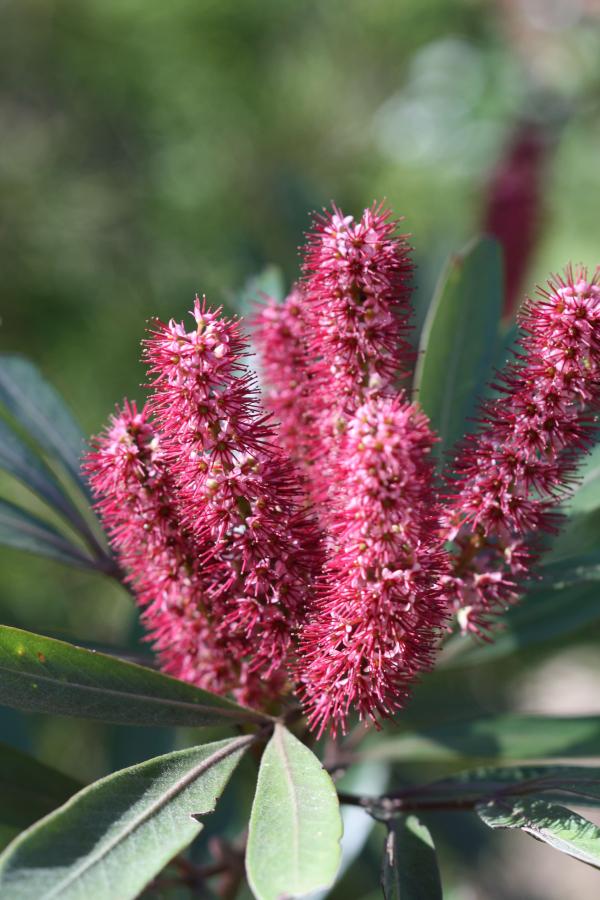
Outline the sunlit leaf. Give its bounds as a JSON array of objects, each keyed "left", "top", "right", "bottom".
[
  {"left": 246, "top": 724, "right": 342, "bottom": 900},
  {"left": 478, "top": 797, "right": 600, "bottom": 870},
  {"left": 0, "top": 736, "right": 252, "bottom": 900},
  {"left": 0, "top": 625, "right": 272, "bottom": 728}
]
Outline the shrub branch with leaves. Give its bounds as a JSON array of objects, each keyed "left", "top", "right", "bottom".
[{"left": 0, "top": 203, "right": 600, "bottom": 898}]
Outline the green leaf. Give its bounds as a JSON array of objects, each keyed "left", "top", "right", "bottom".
[
  {"left": 0, "top": 355, "right": 88, "bottom": 497},
  {"left": 0, "top": 420, "right": 83, "bottom": 529},
  {"left": 0, "top": 625, "right": 272, "bottom": 728},
  {"left": 413, "top": 237, "right": 503, "bottom": 458},
  {"left": 397, "top": 765, "right": 600, "bottom": 809},
  {"left": 237, "top": 264, "right": 286, "bottom": 316},
  {"left": 0, "top": 500, "right": 97, "bottom": 570},
  {"left": 381, "top": 815, "right": 442, "bottom": 900},
  {"left": 0, "top": 742, "right": 81, "bottom": 842},
  {"left": 478, "top": 797, "right": 600, "bottom": 870},
  {"left": 0, "top": 735, "right": 252, "bottom": 900},
  {"left": 246, "top": 723, "right": 343, "bottom": 900},
  {"left": 357, "top": 715, "right": 600, "bottom": 765}
]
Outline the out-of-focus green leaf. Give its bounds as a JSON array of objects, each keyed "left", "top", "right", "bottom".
[
  {"left": 246, "top": 724, "right": 342, "bottom": 900},
  {"left": 413, "top": 237, "right": 503, "bottom": 458},
  {"left": 0, "top": 500, "right": 97, "bottom": 571},
  {"left": 567, "top": 443, "right": 600, "bottom": 515},
  {"left": 0, "top": 419, "right": 88, "bottom": 533},
  {"left": 357, "top": 715, "right": 600, "bottom": 764},
  {"left": 0, "top": 625, "right": 272, "bottom": 728},
  {"left": 478, "top": 797, "right": 600, "bottom": 870},
  {"left": 440, "top": 578, "right": 600, "bottom": 669},
  {"left": 0, "top": 742, "right": 81, "bottom": 848},
  {"left": 395, "top": 765, "right": 600, "bottom": 808},
  {"left": 0, "top": 355, "right": 88, "bottom": 497},
  {"left": 0, "top": 736, "right": 251, "bottom": 900},
  {"left": 381, "top": 815, "right": 442, "bottom": 900},
  {"left": 237, "top": 264, "right": 286, "bottom": 316}
]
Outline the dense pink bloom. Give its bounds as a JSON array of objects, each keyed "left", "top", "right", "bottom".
[
  {"left": 300, "top": 203, "right": 415, "bottom": 460},
  {"left": 84, "top": 402, "right": 270, "bottom": 706},
  {"left": 252, "top": 287, "right": 314, "bottom": 470},
  {"left": 297, "top": 396, "right": 448, "bottom": 736},
  {"left": 143, "top": 297, "right": 323, "bottom": 688},
  {"left": 444, "top": 267, "right": 600, "bottom": 634}
]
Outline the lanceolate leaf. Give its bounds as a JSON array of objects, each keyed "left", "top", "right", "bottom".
[
  {"left": 358, "top": 715, "right": 600, "bottom": 764},
  {"left": 0, "top": 500, "right": 97, "bottom": 571},
  {"left": 413, "top": 237, "right": 503, "bottom": 459},
  {"left": 0, "top": 742, "right": 81, "bottom": 847},
  {"left": 0, "top": 419, "right": 88, "bottom": 534},
  {"left": 0, "top": 625, "right": 271, "bottom": 728},
  {"left": 478, "top": 798, "right": 600, "bottom": 870},
  {"left": 0, "top": 355, "right": 89, "bottom": 498},
  {"left": 0, "top": 736, "right": 252, "bottom": 900},
  {"left": 246, "top": 724, "right": 342, "bottom": 900},
  {"left": 381, "top": 816, "right": 442, "bottom": 900}
]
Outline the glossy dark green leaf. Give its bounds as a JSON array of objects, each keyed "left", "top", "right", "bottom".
[
  {"left": 413, "top": 237, "right": 503, "bottom": 458},
  {"left": 0, "top": 355, "right": 88, "bottom": 497},
  {"left": 246, "top": 724, "right": 342, "bottom": 900},
  {"left": 0, "top": 625, "right": 271, "bottom": 728},
  {"left": 478, "top": 797, "right": 600, "bottom": 870},
  {"left": 0, "top": 742, "right": 81, "bottom": 844},
  {"left": 381, "top": 816, "right": 442, "bottom": 900},
  {"left": 0, "top": 500, "right": 97, "bottom": 570},
  {"left": 358, "top": 715, "right": 600, "bottom": 765},
  {"left": 0, "top": 736, "right": 252, "bottom": 900}
]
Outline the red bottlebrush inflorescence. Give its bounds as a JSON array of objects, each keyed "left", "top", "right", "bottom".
[
  {"left": 84, "top": 401, "right": 266, "bottom": 705},
  {"left": 297, "top": 396, "right": 448, "bottom": 736},
  {"left": 252, "top": 287, "right": 314, "bottom": 471},
  {"left": 85, "top": 198, "right": 600, "bottom": 738},
  {"left": 443, "top": 267, "right": 600, "bottom": 635},
  {"left": 301, "top": 203, "right": 414, "bottom": 456},
  {"left": 142, "top": 297, "right": 323, "bottom": 692}
]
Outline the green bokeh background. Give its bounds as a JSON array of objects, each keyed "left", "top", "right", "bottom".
[{"left": 2, "top": 2, "right": 600, "bottom": 897}]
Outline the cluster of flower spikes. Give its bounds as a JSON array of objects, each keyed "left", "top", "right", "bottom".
[
  {"left": 255, "top": 203, "right": 449, "bottom": 735},
  {"left": 442, "top": 267, "right": 600, "bottom": 636},
  {"left": 87, "top": 300, "right": 323, "bottom": 708}
]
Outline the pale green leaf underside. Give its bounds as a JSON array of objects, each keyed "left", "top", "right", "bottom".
[
  {"left": 0, "top": 736, "right": 252, "bottom": 900},
  {"left": 478, "top": 797, "right": 600, "bottom": 870},
  {"left": 246, "top": 724, "right": 343, "bottom": 900}
]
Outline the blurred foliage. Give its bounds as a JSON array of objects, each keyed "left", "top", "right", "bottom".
[{"left": 2, "top": 1, "right": 600, "bottom": 897}]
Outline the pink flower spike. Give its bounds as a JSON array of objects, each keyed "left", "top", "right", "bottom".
[
  {"left": 297, "top": 396, "right": 449, "bottom": 737},
  {"left": 443, "top": 266, "right": 600, "bottom": 635},
  {"left": 143, "top": 297, "right": 324, "bottom": 691}
]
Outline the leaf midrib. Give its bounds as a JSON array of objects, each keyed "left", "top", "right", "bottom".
[
  {"left": 275, "top": 724, "right": 301, "bottom": 886},
  {"left": 0, "top": 655, "right": 269, "bottom": 725},
  {"left": 42, "top": 735, "right": 254, "bottom": 899}
]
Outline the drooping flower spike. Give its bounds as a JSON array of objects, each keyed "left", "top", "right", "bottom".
[{"left": 443, "top": 267, "right": 600, "bottom": 634}]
